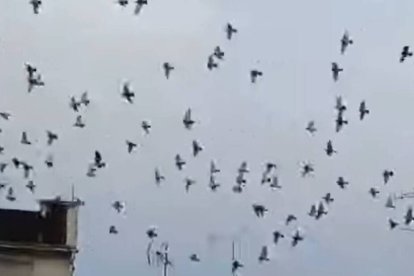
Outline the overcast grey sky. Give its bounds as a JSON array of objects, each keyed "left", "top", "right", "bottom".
[{"left": 1, "top": 0, "right": 414, "bottom": 275}]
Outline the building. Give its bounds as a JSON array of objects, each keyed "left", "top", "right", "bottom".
[{"left": 0, "top": 199, "right": 81, "bottom": 276}]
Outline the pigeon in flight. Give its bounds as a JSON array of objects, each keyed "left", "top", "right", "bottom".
[
  {"left": 46, "top": 131, "right": 58, "bottom": 145},
  {"left": 335, "top": 112, "right": 348, "bottom": 133},
  {"left": 189, "top": 254, "right": 200, "bottom": 262},
  {"left": 12, "top": 158, "right": 21, "bottom": 168},
  {"left": 273, "top": 231, "right": 284, "bottom": 245},
  {"left": 286, "top": 214, "right": 297, "bottom": 225},
  {"left": 80, "top": 91, "right": 90, "bottom": 106},
  {"left": 146, "top": 227, "right": 158, "bottom": 239},
  {"left": 141, "top": 121, "right": 151, "bottom": 134},
  {"left": 232, "top": 260, "right": 243, "bottom": 274},
  {"left": 0, "top": 182, "right": 7, "bottom": 190},
  {"left": 134, "top": 0, "right": 148, "bottom": 15},
  {"left": 0, "top": 112, "right": 11, "bottom": 120},
  {"left": 359, "top": 101, "right": 370, "bottom": 120},
  {"left": 322, "top": 193, "right": 334, "bottom": 204},
  {"left": 183, "top": 108, "right": 195, "bottom": 129},
  {"left": 210, "top": 161, "right": 220, "bottom": 174},
  {"left": 28, "top": 74, "right": 45, "bottom": 93},
  {"left": 155, "top": 168, "right": 165, "bottom": 185},
  {"left": 109, "top": 225, "right": 119, "bottom": 234},
  {"left": 112, "top": 201, "right": 125, "bottom": 213},
  {"left": 126, "top": 140, "right": 138, "bottom": 153},
  {"left": 30, "top": 0, "right": 42, "bottom": 14},
  {"left": 306, "top": 121, "right": 317, "bottom": 135},
  {"left": 209, "top": 175, "right": 220, "bottom": 191},
  {"left": 337, "top": 177, "right": 349, "bottom": 189},
  {"left": 117, "top": 0, "right": 128, "bottom": 6},
  {"left": 236, "top": 173, "right": 246, "bottom": 186},
  {"left": 291, "top": 230, "right": 304, "bottom": 247},
  {"left": 6, "top": 187, "right": 16, "bottom": 201},
  {"left": 315, "top": 202, "right": 328, "bottom": 219},
  {"left": 331, "top": 62, "right": 343, "bottom": 81},
  {"left": 192, "top": 140, "right": 203, "bottom": 157},
  {"left": 21, "top": 132, "right": 32, "bottom": 145},
  {"left": 70, "top": 97, "right": 81, "bottom": 112},
  {"left": 388, "top": 218, "right": 399, "bottom": 230},
  {"left": 258, "top": 246, "right": 270, "bottom": 263},
  {"left": 26, "top": 180, "right": 36, "bottom": 193},
  {"left": 25, "top": 63, "right": 37, "bottom": 78},
  {"left": 207, "top": 55, "right": 218, "bottom": 70},
  {"left": 340, "top": 31, "right": 353, "bottom": 55},
  {"left": 383, "top": 170, "right": 394, "bottom": 184},
  {"left": 175, "top": 154, "right": 186, "bottom": 170},
  {"left": 94, "top": 151, "right": 106, "bottom": 168},
  {"left": 400, "top": 46, "right": 413, "bottom": 63},
  {"left": 0, "top": 163, "right": 7, "bottom": 173},
  {"left": 250, "top": 70, "right": 263, "bottom": 83},
  {"left": 301, "top": 162, "right": 314, "bottom": 177},
  {"left": 121, "top": 82, "right": 135, "bottom": 103},
  {"left": 335, "top": 96, "right": 347, "bottom": 113},
  {"left": 405, "top": 207, "right": 414, "bottom": 225},
  {"left": 74, "top": 115, "right": 85, "bottom": 128},
  {"left": 163, "top": 62, "right": 174, "bottom": 79},
  {"left": 214, "top": 46, "right": 224, "bottom": 60},
  {"left": 369, "top": 187, "right": 380, "bottom": 198},
  {"left": 238, "top": 162, "right": 249, "bottom": 174},
  {"left": 45, "top": 154, "right": 54, "bottom": 168},
  {"left": 185, "top": 178, "right": 196, "bottom": 192},
  {"left": 385, "top": 195, "right": 395, "bottom": 209},
  {"left": 270, "top": 176, "right": 281, "bottom": 189},
  {"left": 232, "top": 184, "right": 243, "bottom": 194},
  {"left": 226, "top": 23, "right": 238, "bottom": 40},
  {"left": 325, "top": 140, "right": 337, "bottom": 156},
  {"left": 252, "top": 204, "right": 268, "bottom": 218}
]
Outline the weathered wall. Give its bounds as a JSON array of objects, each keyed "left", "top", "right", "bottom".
[{"left": 0, "top": 253, "right": 71, "bottom": 276}]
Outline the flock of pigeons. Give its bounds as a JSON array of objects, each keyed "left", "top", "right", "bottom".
[{"left": 2, "top": 1, "right": 414, "bottom": 276}]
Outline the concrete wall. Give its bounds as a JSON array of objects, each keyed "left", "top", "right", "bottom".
[
  {"left": 66, "top": 207, "right": 78, "bottom": 248},
  {"left": 0, "top": 252, "right": 72, "bottom": 276}
]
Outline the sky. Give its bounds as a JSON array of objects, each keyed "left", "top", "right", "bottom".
[{"left": 1, "top": 0, "right": 414, "bottom": 275}]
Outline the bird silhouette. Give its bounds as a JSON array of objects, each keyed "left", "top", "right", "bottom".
[
  {"left": 45, "top": 154, "right": 54, "bottom": 168},
  {"left": 146, "top": 227, "right": 158, "bottom": 239},
  {"left": 301, "top": 162, "right": 314, "bottom": 177},
  {"left": 385, "top": 195, "right": 396, "bottom": 209},
  {"left": 183, "top": 108, "right": 195, "bottom": 129},
  {"left": 209, "top": 174, "right": 220, "bottom": 191},
  {"left": 226, "top": 23, "right": 238, "bottom": 40},
  {"left": 359, "top": 101, "right": 370, "bottom": 120},
  {"left": 12, "top": 158, "right": 21, "bottom": 168},
  {"left": 25, "top": 63, "right": 37, "bottom": 78},
  {"left": 28, "top": 74, "right": 45, "bottom": 93},
  {"left": 322, "top": 193, "right": 334, "bottom": 204},
  {"left": 134, "top": 0, "right": 148, "bottom": 15},
  {"left": 30, "top": 0, "right": 42, "bottom": 14},
  {"left": 192, "top": 140, "right": 203, "bottom": 157},
  {"left": 126, "top": 140, "right": 138, "bottom": 153},
  {"left": 236, "top": 172, "right": 246, "bottom": 186},
  {"left": 163, "top": 62, "right": 174, "bottom": 79},
  {"left": 46, "top": 131, "right": 58, "bottom": 145},
  {"left": 337, "top": 177, "right": 349, "bottom": 189},
  {"left": 306, "top": 121, "right": 317, "bottom": 135},
  {"left": 21, "top": 132, "right": 32, "bottom": 145},
  {"left": 21, "top": 162, "right": 33, "bottom": 179},
  {"left": 238, "top": 162, "right": 249, "bottom": 174},
  {"left": 210, "top": 161, "right": 220, "bottom": 174},
  {"left": 0, "top": 163, "right": 7, "bottom": 173},
  {"left": 252, "top": 204, "right": 268, "bottom": 218},
  {"left": 155, "top": 168, "right": 165, "bottom": 185},
  {"left": 0, "top": 182, "right": 7, "bottom": 190},
  {"left": 291, "top": 230, "right": 304, "bottom": 247},
  {"left": 369, "top": 187, "right": 380, "bottom": 198},
  {"left": 26, "top": 180, "right": 36, "bottom": 193},
  {"left": 270, "top": 176, "right": 282, "bottom": 189},
  {"left": 0, "top": 112, "right": 11, "bottom": 120},
  {"left": 175, "top": 154, "right": 186, "bottom": 170},
  {"left": 258, "top": 246, "right": 269, "bottom": 263},
  {"left": 6, "top": 187, "right": 16, "bottom": 201},
  {"left": 400, "top": 46, "right": 413, "bottom": 63},
  {"left": 70, "top": 96, "right": 81, "bottom": 112},
  {"left": 112, "top": 201, "right": 125, "bottom": 213},
  {"left": 189, "top": 254, "right": 200, "bottom": 262},
  {"left": 340, "top": 31, "right": 353, "bottom": 55},
  {"left": 383, "top": 170, "right": 394, "bottom": 184},
  {"left": 315, "top": 202, "right": 328, "bottom": 219},
  {"left": 335, "top": 112, "right": 348, "bottom": 133},
  {"left": 405, "top": 207, "right": 414, "bottom": 225},
  {"left": 141, "top": 121, "right": 151, "bottom": 134},
  {"left": 185, "top": 178, "right": 196, "bottom": 192},
  {"left": 250, "top": 70, "right": 263, "bottom": 83},
  {"left": 325, "top": 140, "right": 337, "bottom": 156},
  {"left": 117, "top": 0, "right": 128, "bottom": 6},
  {"left": 331, "top": 62, "right": 343, "bottom": 81},
  {"left": 109, "top": 225, "right": 119, "bottom": 234},
  {"left": 207, "top": 55, "right": 218, "bottom": 70},
  {"left": 121, "top": 82, "right": 135, "bottom": 103},
  {"left": 80, "top": 91, "right": 90, "bottom": 106},
  {"left": 388, "top": 218, "right": 399, "bottom": 230},
  {"left": 273, "top": 231, "right": 285, "bottom": 244},
  {"left": 74, "top": 115, "right": 85, "bottom": 128},
  {"left": 308, "top": 204, "right": 317, "bottom": 217},
  {"left": 286, "top": 214, "right": 297, "bottom": 225},
  {"left": 232, "top": 184, "right": 243, "bottom": 194},
  {"left": 335, "top": 96, "right": 347, "bottom": 113},
  {"left": 94, "top": 151, "right": 106, "bottom": 168},
  {"left": 232, "top": 260, "right": 243, "bottom": 274},
  {"left": 214, "top": 46, "right": 225, "bottom": 60},
  {"left": 87, "top": 164, "right": 97, "bottom": 177}
]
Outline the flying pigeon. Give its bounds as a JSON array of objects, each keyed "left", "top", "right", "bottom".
[
  {"left": 325, "top": 140, "right": 337, "bottom": 156},
  {"left": 252, "top": 204, "right": 268, "bottom": 218},
  {"left": 286, "top": 214, "right": 297, "bottom": 225},
  {"left": 109, "top": 225, "right": 119, "bottom": 234},
  {"left": 232, "top": 260, "right": 243, "bottom": 274},
  {"left": 126, "top": 140, "right": 138, "bottom": 153},
  {"left": 30, "top": 0, "right": 42, "bottom": 14},
  {"left": 141, "top": 121, "right": 151, "bottom": 134},
  {"left": 322, "top": 193, "right": 334, "bottom": 204},
  {"left": 146, "top": 227, "right": 158, "bottom": 239},
  {"left": 74, "top": 115, "right": 85, "bottom": 128},
  {"left": 70, "top": 96, "right": 81, "bottom": 112},
  {"left": 405, "top": 207, "right": 414, "bottom": 225},
  {"left": 315, "top": 202, "right": 328, "bottom": 219},
  {"left": 185, "top": 178, "right": 196, "bottom": 192},
  {"left": 210, "top": 161, "right": 220, "bottom": 174},
  {"left": 155, "top": 168, "right": 165, "bottom": 185},
  {"left": 183, "top": 108, "right": 195, "bottom": 129},
  {"left": 226, "top": 23, "right": 238, "bottom": 40},
  {"left": 175, "top": 154, "right": 186, "bottom": 170},
  {"left": 192, "top": 140, "right": 203, "bottom": 157},
  {"left": 45, "top": 154, "right": 54, "bottom": 168},
  {"left": 340, "top": 31, "right": 353, "bottom": 55},
  {"left": 189, "top": 254, "right": 200, "bottom": 262},
  {"left": 238, "top": 162, "right": 249, "bottom": 174},
  {"left": 163, "top": 62, "right": 174, "bottom": 79},
  {"left": 94, "top": 151, "right": 106, "bottom": 168},
  {"left": 291, "top": 230, "right": 304, "bottom": 247},
  {"left": 331, "top": 62, "right": 343, "bottom": 81},
  {"left": 46, "top": 131, "right": 58, "bottom": 145},
  {"left": 250, "top": 70, "right": 263, "bottom": 83},
  {"left": 388, "top": 218, "right": 399, "bottom": 230},
  {"left": 26, "top": 180, "right": 36, "bottom": 193},
  {"left": 383, "top": 170, "right": 394, "bottom": 184},
  {"left": 400, "top": 46, "right": 413, "bottom": 63},
  {"left": 0, "top": 112, "right": 11, "bottom": 120},
  {"left": 21, "top": 132, "right": 31, "bottom": 145},
  {"left": 335, "top": 112, "right": 348, "bottom": 133},
  {"left": 134, "top": 0, "right": 148, "bottom": 15},
  {"left": 273, "top": 231, "right": 284, "bottom": 245},
  {"left": 359, "top": 101, "right": 370, "bottom": 120},
  {"left": 301, "top": 162, "right": 314, "bottom": 177},
  {"left": 214, "top": 46, "right": 224, "bottom": 60},
  {"left": 385, "top": 195, "right": 395, "bottom": 209},
  {"left": 308, "top": 204, "right": 317, "bottom": 217},
  {"left": 369, "top": 187, "right": 380, "bottom": 198},
  {"left": 337, "top": 177, "right": 349, "bottom": 189},
  {"left": 258, "top": 246, "right": 270, "bottom": 263},
  {"left": 112, "top": 201, "right": 125, "bottom": 213},
  {"left": 209, "top": 175, "right": 220, "bottom": 191},
  {"left": 6, "top": 187, "right": 16, "bottom": 201},
  {"left": 306, "top": 121, "right": 317, "bottom": 134},
  {"left": 121, "top": 82, "right": 135, "bottom": 103},
  {"left": 80, "top": 91, "right": 90, "bottom": 106},
  {"left": 270, "top": 176, "right": 281, "bottom": 189}
]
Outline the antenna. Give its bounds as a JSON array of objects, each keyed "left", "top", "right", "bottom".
[
  {"left": 232, "top": 241, "right": 235, "bottom": 261},
  {"left": 71, "top": 184, "right": 75, "bottom": 201}
]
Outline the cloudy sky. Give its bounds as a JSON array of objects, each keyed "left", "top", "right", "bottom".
[{"left": 1, "top": 0, "right": 414, "bottom": 275}]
